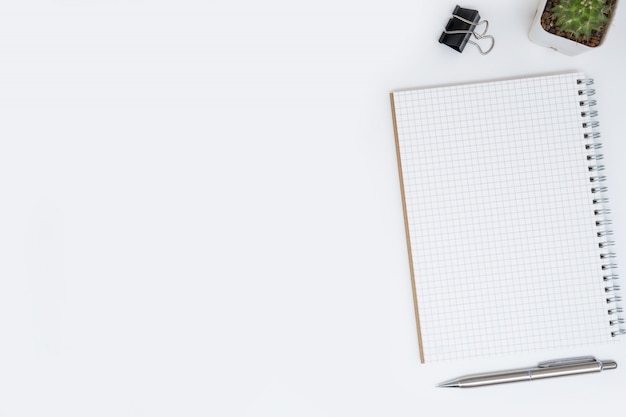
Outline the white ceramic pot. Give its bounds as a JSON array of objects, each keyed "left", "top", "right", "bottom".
[{"left": 528, "top": 0, "right": 618, "bottom": 55}]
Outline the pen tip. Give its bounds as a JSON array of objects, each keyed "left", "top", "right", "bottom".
[{"left": 436, "top": 380, "right": 460, "bottom": 388}]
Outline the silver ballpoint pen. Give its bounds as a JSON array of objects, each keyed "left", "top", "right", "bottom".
[{"left": 437, "top": 356, "right": 617, "bottom": 388}]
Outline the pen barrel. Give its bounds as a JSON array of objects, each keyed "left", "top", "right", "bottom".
[
  {"left": 457, "top": 360, "right": 610, "bottom": 387},
  {"left": 459, "top": 370, "right": 532, "bottom": 387},
  {"left": 530, "top": 361, "right": 602, "bottom": 380},
  {"left": 447, "top": 359, "right": 616, "bottom": 387}
]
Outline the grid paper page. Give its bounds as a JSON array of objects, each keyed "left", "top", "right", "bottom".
[{"left": 393, "top": 73, "right": 615, "bottom": 362}]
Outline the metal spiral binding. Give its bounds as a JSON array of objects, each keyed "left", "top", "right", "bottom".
[{"left": 579, "top": 78, "right": 625, "bottom": 337}]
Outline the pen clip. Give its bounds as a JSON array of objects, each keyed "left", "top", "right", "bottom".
[{"left": 537, "top": 356, "right": 598, "bottom": 368}]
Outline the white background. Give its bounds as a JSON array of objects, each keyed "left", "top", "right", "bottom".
[{"left": 1, "top": 1, "right": 625, "bottom": 416}]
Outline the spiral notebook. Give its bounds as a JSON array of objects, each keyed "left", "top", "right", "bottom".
[{"left": 390, "top": 72, "right": 624, "bottom": 363}]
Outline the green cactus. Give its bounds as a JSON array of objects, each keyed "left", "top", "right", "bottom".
[{"left": 551, "top": 0, "right": 611, "bottom": 39}]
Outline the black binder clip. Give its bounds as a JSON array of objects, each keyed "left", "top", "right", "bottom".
[{"left": 439, "top": 5, "right": 494, "bottom": 55}]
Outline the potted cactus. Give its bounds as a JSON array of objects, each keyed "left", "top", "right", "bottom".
[{"left": 529, "top": 0, "right": 619, "bottom": 55}]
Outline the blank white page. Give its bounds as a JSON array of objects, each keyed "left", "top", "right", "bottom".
[{"left": 392, "top": 73, "right": 620, "bottom": 362}]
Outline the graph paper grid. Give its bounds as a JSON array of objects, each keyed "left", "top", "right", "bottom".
[{"left": 392, "top": 73, "right": 615, "bottom": 362}]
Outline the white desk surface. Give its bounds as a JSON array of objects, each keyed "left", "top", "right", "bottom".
[{"left": 2, "top": 1, "right": 626, "bottom": 415}]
